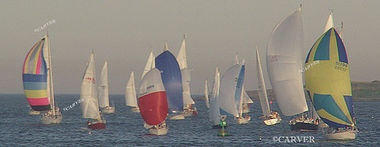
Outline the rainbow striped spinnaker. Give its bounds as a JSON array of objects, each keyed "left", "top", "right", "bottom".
[{"left": 23, "top": 37, "right": 51, "bottom": 111}]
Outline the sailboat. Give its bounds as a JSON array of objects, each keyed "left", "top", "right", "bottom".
[
  {"left": 266, "top": 7, "right": 317, "bottom": 131},
  {"left": 305, "top": 22, "right": 358, "bottom": 140},
  {"left": 235, "top": 55, "right": 253, "bottom": 114},
  {"left": 80, "top": 52, "right": 106, "bottom": 130},
  {"left": 219, "top": 61, "right": 250, "bottom": 124},
  {"left": 204, "top": 80, "right": 210, "bottom": 108},
  {"left": 177, "top": 36, "right": 197, "bottom": 117},
  {"left": 23, "top": 35, "right": 62, "bottom": 124},
  {"left": 256, "top": 48, "right": 281, "bottom": 125},
  {"left": 209, "top": 68, "right": 223, "bottom": 128},
  {"left": 125, "top": 71, "right": 139, "bottom": 112},
  {"left": 98, "top": 61, "right": 115, "bottom": 114},
  {"left": 138, "top": 68, "right": 169, "bottom": 135},
  {"left": 155, "top": 43, "right": 184, "bottom": 120}
]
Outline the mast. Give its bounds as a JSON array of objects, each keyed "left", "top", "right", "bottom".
[{"left": 46, "top": 34, "right": 56, "bottom": 115}]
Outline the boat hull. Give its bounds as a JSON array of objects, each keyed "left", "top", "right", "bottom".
[
  {"left": 29, "top": 110, "right": 41, "bottom": 115},
  {"left": 101, "top": 106, "right": 115, "bottom": 114},
  {"left": 183, "top": 109, "right": 197, "bottom": 117},
  {"left": 236, "top": 116, "right": 250, "bottom": 124},
  {"left": 169, "top": 114, "right": 185, "bottom": 120},
  {"left": 149, "top": 127, "right": 168, "bottom": 135},
  {"left": 88, "top": 120, "right": 106, "bottom": 130},
  {"left": 325, "top": 129, "right": 357, "bottom": 140},
  {"left": 131, "top": 107, "right": 140, "bottom": 113},
  {"left": 290, "top": 122, "right": 318, "bottom": 131},
  {"left": 263, "top": 118, "right": 281, "bottom": 126},
  {"left": 41, "top": 113, "right": 62, "bottom": 124}
]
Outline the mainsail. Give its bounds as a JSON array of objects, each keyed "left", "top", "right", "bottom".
[
  {"left": 23, "top": 36, "right": 51, "bottom": 111},
  {"left": 80, "top": 53, "right": 101, "bottom": 120},
  {"left": 138, "top": 68, "right": 168, "bottom": 126},
  {"left": 305, "top": 28, "right": 354, "bottom": 128},
  {"left": 98, "top": 61, "right": 110, "bottom": 108},
  {"left": 256, "top": 49, "right": 271, "bottom": 116},
  {"left": 155, "top": 45, "right": 184, "bottom": 113},
  {"left": 125, "top": 72, "right": 138, "bottom": 108},
  {"left": 209, "top": 68, "right": 221, "bottom": 125},
  {"left": 177, "top": 37, "right": 195, "bottom": 106},
  {"left": 141, "top": 51, "right": 155, "bottom": 79},
  {"left": 266, "top": 8, "right": 308, "bottom": 116},
  {"left": 204, "top": 80, "right": 210, "bottom": 108}
]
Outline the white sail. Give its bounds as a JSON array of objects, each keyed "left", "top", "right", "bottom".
[
  {"left": 181, "top": 68, "right": 195, "bottom": 105},
  {"left": 209, "top": 68, "right": 221, "bottom": 125},
  {"left": 141, "top": 51, "right": 155, "bottom": 79},
  {"left": 242, "top": 85, "right": 252, "bottom": 113},
  {"left": 43, "top": 35, "right": 56, "bottom": 114},
  {"left": 176, "top": 36, "right": 195, "bottom": 106},
  {"left": 266, "top": 8, "right": 308, "bottom": 116},
  {"left": 256, "top": 49, "right": 271, "bottom": 116},
  {"left": 80, "top": 53, "right": 101, "bottom": 120},
  {"left": 219, "top": 64, "right": 244, "bottom": 117},
  {"left": 98, "top": 61, "right": 110, "bottom": 108},
  {"left": 125, "top": 72, "right": 138, "bottom": 107},
  {"left": 204, "top": 80, "right": 210, "bottom": 108},
  {"left": 324, "top": 11, "right": 334, "bottom": 33},
  {"left": 177, "top": 37, "right": 188, "bottom": 69}
]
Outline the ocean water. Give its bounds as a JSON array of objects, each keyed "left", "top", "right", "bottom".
[{"left": 0, "top": 94, "right": 379, "bottom": 146}]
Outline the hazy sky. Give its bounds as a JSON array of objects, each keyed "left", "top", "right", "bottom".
[{"left": 1, "top": 0, "right": 379, "bottom": 94}]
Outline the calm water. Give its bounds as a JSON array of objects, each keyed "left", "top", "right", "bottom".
[{"left": 0, "top": 94, "right": 379, "bottom": 146}]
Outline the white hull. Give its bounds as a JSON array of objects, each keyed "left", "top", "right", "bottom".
[
  {"left": 236, "top": 116, "right": 251, "bottom": 124},
  {"left": 131, "top": 107, "right": 140, "bottom": 113},
  {"left": 101, "top": 106, "right": 115, "bottom": 114},
  {"left": 29, "top": 110, "right": 40, "bottom": 115},
  {"left": 149, "top": 127, "right": 168, "bottom": 135},
  {"left": 41, "top": 113, "right": 62, "bottom": 124},
  {"left": 319, "top": 121, "right": 329, "bottom": 128},
  {"left": 325, "top": 129, "right": 358, "bottom": 140},
  {"left": 169, "top": 114, "right": 185, "bottom": 120},
  {"left": 264, "top": 118, "right": 281, "bottom": 126}
]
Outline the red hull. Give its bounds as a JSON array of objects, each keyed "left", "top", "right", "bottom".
[{"left": 88, "top": 123, "right": 106, "bottom": 130}]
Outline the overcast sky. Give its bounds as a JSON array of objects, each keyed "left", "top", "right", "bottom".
[{"left": 1, "top": 0, "right": 379, "bottom": 94}]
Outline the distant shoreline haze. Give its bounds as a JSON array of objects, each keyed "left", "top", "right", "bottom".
[{"left": 5, "top": 81, "right": 380, "bottom": 101}]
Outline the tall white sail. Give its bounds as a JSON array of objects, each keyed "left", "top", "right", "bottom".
[
  {"left": 125, "top": 72, "right": 138, "bottom": 107},
  {"left": 44, "top": 35, "right": 56, "bottom": 115},
  {"left": 204, "top": 80, "right": 210, "bottom": 108},
  {"left": 98, "top": 61, "right": 110, "bottom": 108},
  {"left": 266, "top": 8, "right": 308, "bottom": 116},
  {"left": 141, "top": 51, "right": 155, "bottom": 79},
  {"left": 209, "top": 68, "right": 221, "bottom": 125},
  {"left": 256, "top": 49, "right": 271, "bottom": 116},
  {"left": 324, "top": 12, "right": 334, "bottom": 32},
  {"left": 219, "top": 64, "right": 245, "bottom": 117},
  {"left": 80, "top": 53, "right": 101, "bottom": 120},
  {"left": 177, "top": 37, "right": 195, "bottom": 106}
]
